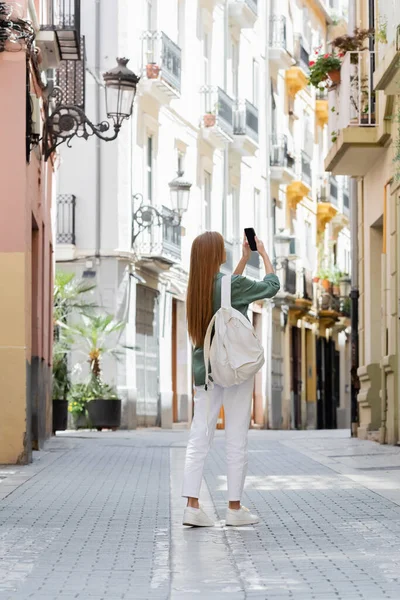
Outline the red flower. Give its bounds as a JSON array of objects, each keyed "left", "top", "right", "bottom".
[
  {"left": 323, "top": 53, "right": 330, "bottom": 58},
  {"left": 309, "top": 61, "right": 315, "bottom": 67},
  {"left": 338, "top": 52, "right": 344, "bottom": 57}
]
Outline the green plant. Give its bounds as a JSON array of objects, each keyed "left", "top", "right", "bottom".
[
  {"left": 68, "top": 383, "right": 89, "bottom": 417},
  {"left": 376, "top": 18, "right": 388, "bottom": 44},
  {"left": 52, "top": 271, "right": 96, "bottom": 401},
  {"left": 309, "top": 52, "right": 342, "bottom": 88},
  {"left": 68, "top": 380, "right": 118, "bottom": 417},
  {"left": 331, "top": 28, "right": 375, "bottom": 60},
  {"left": 61, "top": 314, "right": 127, "bottom": 380},
  {"left": 331, "top": 131, "right": 338, "bottom": 143}
]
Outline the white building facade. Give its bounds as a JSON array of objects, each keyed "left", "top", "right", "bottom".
[{"left": 55, "top": 0, "right": 351, "bottom": 431}]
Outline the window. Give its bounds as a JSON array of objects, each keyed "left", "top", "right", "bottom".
[
  {"left": 146, "top": 0, "right": 152, "bottom": 30},
  {"left": 147, "top": 136, "right": 153, "bottom": 203},
  {"left": 225, "top": 188, "right": 238, "bottom": 242},
  {"left": 231, "top": 40, "right": 239, "bottom": 98},
  {"left": 177, "top": 151, "right": 184, "bottom": 174},
  {"left": 177, "top": 0, "right": 185, "bottom": 48},
  {"left": 253, "top": 188, "right": 260, "bottom": 228},
  {"left": 203, "top": 32, "right": 211, "bottom": 85},
  {"left": 204, "top": 171, "right": 212, "bottom": 230},
  {"left": 252, "top": 59, "right": 259, "bottom": 108}
]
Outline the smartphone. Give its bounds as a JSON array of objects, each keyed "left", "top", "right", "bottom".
[{"left": 244, "top": 228, "right": 257, "bottom": 252}]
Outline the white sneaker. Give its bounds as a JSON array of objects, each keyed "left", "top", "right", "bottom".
[
  {"left": 225, "top": 506, "right": 259, "bottom": 526},
  {"left": 182, "top": 505, "right": 215, "bottom": 527}
]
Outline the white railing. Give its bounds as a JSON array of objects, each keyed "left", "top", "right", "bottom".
[{"left": 328, "top": 51, "right": 376, "bottom": 147}]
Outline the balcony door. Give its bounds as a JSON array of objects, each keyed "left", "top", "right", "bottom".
[
  {"left": 136, "top": 285, "right": 160, "bottom": 426},
  {"left": 291, "top": 325, "right": 302, "bottom": 429}
]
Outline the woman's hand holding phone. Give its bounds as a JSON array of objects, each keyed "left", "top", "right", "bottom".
[
  {"left": 242, "top": 235, "right": 251, "bottom": 261},
  {"left": 255, "top": 236, "right": 267, "bottom": 257}
]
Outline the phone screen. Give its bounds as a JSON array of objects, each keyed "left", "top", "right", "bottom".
[{"left": 244, "top": 228, "right": 257, "bottom": 252}]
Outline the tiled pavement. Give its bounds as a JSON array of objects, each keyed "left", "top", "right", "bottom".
[{"left": 2, "top": 430, "right": 400, "bottom": 599}]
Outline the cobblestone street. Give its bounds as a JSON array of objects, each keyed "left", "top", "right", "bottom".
[{"left": 2, "top": 430, "right": 400, "bottom": 599}]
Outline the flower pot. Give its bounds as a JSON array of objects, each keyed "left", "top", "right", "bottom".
[
  {"left": 312, "top": 276, "right": 320, "bottom": 284},
  {"left": 327, "top": 70, "right": 341, "bottom": 85},
  {"left": 146, "top": 63, "right": 160, "bottom": 79},
  {"left": 321, "top": 278, "right": 330, "bottom": 291},
  {"left": 203, "top": 114, "right": 216, "bottom": 128},
  {"left": 52, "top": 399, "right": 68, "bottom": 434},
  {"left": 73, "top": 412, "right": 89, "bottom": 430},
  {"left": 87, "top": 399, "right": 122, "bottom": 431}
]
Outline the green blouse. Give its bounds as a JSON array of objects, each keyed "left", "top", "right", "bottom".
[{"left": 192, "top": 272, "right": 280, "bottom": 387}]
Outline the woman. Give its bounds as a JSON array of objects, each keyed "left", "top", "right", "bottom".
[{"left": 182, "top": 231, "right": 280, "bottom": 527}]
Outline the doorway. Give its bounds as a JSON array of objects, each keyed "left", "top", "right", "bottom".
[
  {"left": 136, "top": 285, "right": 159, "bottom": 426},
  {"left": 291, "top": 326, "right": 302, "bottom": 429}
]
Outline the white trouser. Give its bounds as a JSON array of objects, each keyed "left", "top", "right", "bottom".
[{"left": 182, "top": 377, "right": 254, "bottom": 502}]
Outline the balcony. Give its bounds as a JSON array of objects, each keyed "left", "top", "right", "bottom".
[
  {"left": 228, "top": 0, "right": 258, "bottom": 29},
  {"left": 141, "top": 31, "right": 181, "bottom": 103},
  {"left": 233, "top": 100, "right": 259, "bottom": 156},
  {"left": 136, "top": 206, "right": 181, "bottom": 270},
  {"left": 200, "top": 86, "right": 234, "bottom": 147},
  {"left": 374, "top": 6, "right": 400, "bottom": 95},
  {"left": 270, "top": 135, "right": 296, "bottom": 183},
  {"left": 318, "top": 291, "right": 340, "bottom": 329},
  {"left": 317, "top": 184, "right": 338, "bottom": 235},
  {"left": 269, "top": 16, "right": 294, "bottom": 70},
  {"left": 315, "top": 89, "right": 328, "bottom": 128},
  {"left": 38, "top": 0, "right": 81, "bottom": 66},
  {"left": 56, "top": 194, "right": 76, "bottom": 261},
  {"left": 283, "top": 260, "right": 297, "bottom": 295},
  {"left": 246, "top": 251, "right": 260, "bottom": 280},
  {"left": 301, "top": 151, "right": 312, "bottom": 188},
  {"left": 325, "top": 51, "right": 389, "bottom": 176}
]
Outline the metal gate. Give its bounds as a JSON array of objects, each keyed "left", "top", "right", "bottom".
[{"left": 136, "top": 285, "right": 159, "bottom": 426}]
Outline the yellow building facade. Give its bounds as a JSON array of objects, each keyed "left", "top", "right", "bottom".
[{"left": 325, "top": 0, "right": 399, "bottom": 442}]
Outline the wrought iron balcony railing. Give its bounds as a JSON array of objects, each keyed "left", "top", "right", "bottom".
[
  {"left": 233, "top": 100, "right": 259, "bottom": 142},
  {"left": 201, "top": 86, "right": 234, "bottom": 138},
  {"left": 269, "top": 15, "right": 287, "bottom": 49},
  {"left": 40, "top": 0, "right": 81, "bottom": 61},
  {"left": 55, "top": 36, "right": 85, "bottom": 109},
  {"left": 301, "top": 151, "right": 312, "bottom": 187},
  {"left": 244, "top": 0, "right": 257, "bottom": 16},
  {"left": 56, "top": 194, "right": 76, "bottom": 245},
  {"left": 142, "top": 31, "right": 182, "bottom": 93},
  {"left": 136, "top": 205, "right": 181, "bottom": 263},
  {"left": 270, "top": 134, "right": 295, "bottom": 170},
  {"left": 284, "top": 259, "right": 296, "bottom": 295}
]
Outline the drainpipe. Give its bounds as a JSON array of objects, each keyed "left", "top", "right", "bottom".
[
  {"left": 350, "top": 177, "right": 359, "bottom": 436},
  {"left": 223, "top": 0, "right": 228, "bottom": 236},
  {"left": 380, "top": 179, "right": 393, "bottom": 443},
  {"left": 95, "top": 0, "right": 101, "bottom": 258},
  {"left": 264, "top": 0, "right": 272, "bottom": 428}
]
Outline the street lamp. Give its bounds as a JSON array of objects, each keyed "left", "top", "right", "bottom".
[
  {"left": 44, "top": 58, "right": 139, "bottom": 161},
  {"left": 131, "top": 170, "right": 192, "bottom": 245},
  {"left": 339, "top": 276, "right": 351, "bottom": 298}
]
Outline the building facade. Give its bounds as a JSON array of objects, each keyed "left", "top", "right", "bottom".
[
  {"left": 56, "top": 0, "right": 351, "bottom": 431},
  {"left": 325, "top": 0, "right": 400, "bottom": 442},
  {"left": 0, "top": 0, "right": 64, "bottom": 463}
]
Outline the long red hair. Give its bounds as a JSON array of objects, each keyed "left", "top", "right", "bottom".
[{"left": 186, "top": 231, "right": 225, "bottom": 347}]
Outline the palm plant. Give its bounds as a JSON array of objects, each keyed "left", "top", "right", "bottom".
[
  {"left": 61, "top": 314, "right": 127, "bottom": 390},
  {"left": 54, "top": 271, "right": 96, "bottom": 324}
]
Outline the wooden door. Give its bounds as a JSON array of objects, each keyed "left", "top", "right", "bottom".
[{"left": 291, "top": 326, "right": 302, "bottom": 429}]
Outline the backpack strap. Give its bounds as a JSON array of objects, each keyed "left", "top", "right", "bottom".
[
  {"left": 203, "top": 313, "right": 217, "bottom": 390},
  {"left": 221, "top": 274, "right": 232, "bottom": 309}
]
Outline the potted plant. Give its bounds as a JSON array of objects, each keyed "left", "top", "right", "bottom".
[
  {"left": 52, "top": 271, "right": 96, "bottom": 434},
  {"left": 317, "top": 266, "right": 331, "bottom": 291},
  {"left": 61, "top": 314, "right": 128, "bottom": 431},
  {"left": 309, "top": 52, "right": 342, "bottom": 88},
  {"left": 204, "top": 111, "right": 216, "bottom": 127},
  {"left": 52, "top": 340, "right": 70, "bottom": 434},
  {"left": 331, "top": 28, "right": 374, "bottom": 64},
  {"left": 68, "top": 382, "right": 90, "bottom": 429},
  {"left": 146, "top": 62, "right": 160, "bottom": 79}
]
